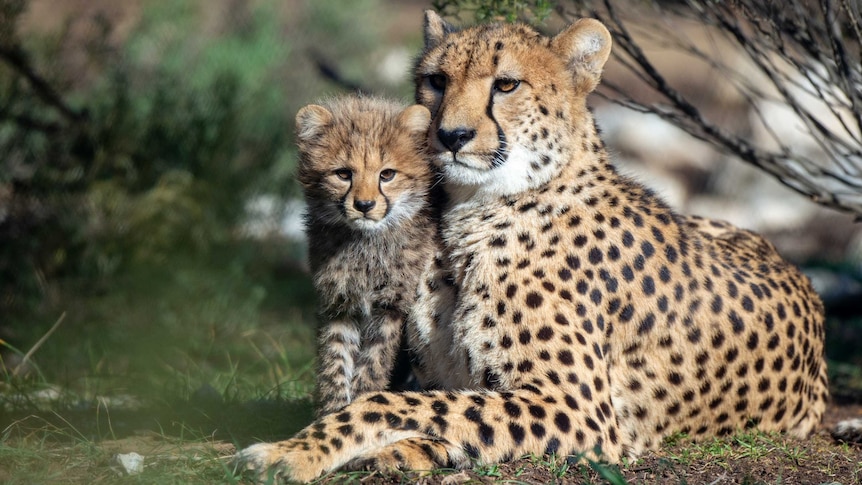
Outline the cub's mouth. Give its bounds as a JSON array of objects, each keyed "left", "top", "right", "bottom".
[{"left": 348, "top": 216, "right": 385, "bottom": 230}]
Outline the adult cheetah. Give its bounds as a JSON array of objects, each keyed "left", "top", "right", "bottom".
[{"left": 236, "top": 11, "right": 828, "bottom": 481}]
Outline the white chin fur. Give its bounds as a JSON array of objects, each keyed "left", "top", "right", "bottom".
[
  {"left": 349, "top": 194, "right": 425, "bottom": 233},
  {"left": 350, "top": 218, "right": 387, "bottom": 231},
  {"left": 439, "top": 145, "right": 553, "bottom": 199}
]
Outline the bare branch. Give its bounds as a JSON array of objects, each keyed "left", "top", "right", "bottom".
[
  {"left": 0, "top": 44, "right": 86, "bottom": 124},
  {"left": 575, "top": 0, "right": 862, "bottom": 215}
]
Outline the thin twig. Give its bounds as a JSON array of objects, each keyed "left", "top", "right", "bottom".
[
  {"left": 0, "top": 45, "right": 85, "bottom": 123},
  {"left": 13, "top": 312, "right": 67, "bottom": 377}
]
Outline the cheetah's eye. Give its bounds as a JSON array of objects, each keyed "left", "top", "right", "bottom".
[
  {"left": 493, "top": 78, "right": 520, "bottom": 93},
  {"left": 379, "top": 169, "right": 396, "bottom": 182},
  {"left": 427, "top": 74, "right": 447, "bottom": 92},
  {"left": 334, "top": 168, "right": 352, "bottom": 181}
]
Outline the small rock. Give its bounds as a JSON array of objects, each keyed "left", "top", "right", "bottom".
[{"left": 111, "top": 452, "right": 144, "bottom": 475}]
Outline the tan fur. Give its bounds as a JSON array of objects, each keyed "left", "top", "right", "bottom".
[
  {"left": 294, "top": 95, "right": 438, "bottom": 416},
  {"left": 236, "top": 13, "right": 827, "bottom": 482}
]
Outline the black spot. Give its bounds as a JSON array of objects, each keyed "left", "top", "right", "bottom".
[
  {"left": 362, "top": 412, "right": 382, "bottom": 423},
  {"left": 746, "top": 332, "right": 759, "bottom": 350},
  {"left": 528, "top": 405, "right": 546, "bottom": 419},
  {"left": 431, "top": 400, "right": 449, "bottom": 415},
  {"left": 711, "top": 295, "right": 723, "bottom": 314},
  {"left": 526, "top": 292, "right": 543, "bottom": 308},
  {"left": 665, "top": 245, "right": 678, "bottom": 263},
  {"left": 641, "top": 241, "right": 655, "bottom": 258},
  {"left": 545, "top": 437, "right": 561, "bottom": 455},
  {"left": 642, "top": 276, "right": 655, "bottom": 296},
  {"left": 712, "top": 331, "right": 725, "bottom": 349},
  {"left": 588, "top": 247, "right": 603, "bottom": 264},
  {"left": 530, "top": 423, "right": 546, "bottom": 438},
  {"left": 509, "top": 423, "right": 526, "bottom": 445},
  {"left": 619, "top": 304, "right": 635, "bottom": 323},
  {"left": 478, "top": 423, "right": 495, "bottom": 445},
  {"left": 385, "top": 412, "right": 403, "bottom": 427},
  {"left": 637, "top": 313, "right": 656, "bottom": 335},
  {"left": 730, "top": 310, "right": 745, "bottom": 334},
  {"left": 622, "top": 265, "right": 634, "bottom": 282},
  {"left": 580, "top": 383, "right": 593, "bottom": 401},
  {"left": 537, "top": 326, "right": 554, "bottom": 341}
]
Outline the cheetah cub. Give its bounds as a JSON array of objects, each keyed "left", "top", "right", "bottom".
[{"left": 295, "top": 95, "right": 436, "bottom": 415}]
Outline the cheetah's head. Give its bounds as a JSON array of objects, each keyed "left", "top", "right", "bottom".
[
  {"left": 295, "top": 97, "right": 432, "bottom": 232},
  {"left": 415, "top": 11, "right": 611, "bottom": 199}
]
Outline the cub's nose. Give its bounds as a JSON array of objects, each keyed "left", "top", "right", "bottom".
[
  {"left": 437, "top": 127, "right": 476, "bottom": 153},
  {"left": 353, "top": 199, "right": 376, "bottom": 214}
]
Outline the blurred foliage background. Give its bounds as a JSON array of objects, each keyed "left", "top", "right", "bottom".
[{"left": 0, "top": 0, "right": 430, "bottom": 406}]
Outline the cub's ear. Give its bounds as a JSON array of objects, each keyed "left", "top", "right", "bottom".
[
  {"left": 423, "top": 9, "right": 455, "bottom": 51},
  {"left": 551, "top": 18, "right": 612, "bottom": 95},
  {"left": 295, "top": 104, "right": 332, "bottom": 143},
  {"left": 397, "top": 105, "right": 431, "bottom": 137}
]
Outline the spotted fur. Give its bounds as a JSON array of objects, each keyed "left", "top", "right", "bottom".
[{"left": 236, "top": 13, "right": 829, "bottom": 482}]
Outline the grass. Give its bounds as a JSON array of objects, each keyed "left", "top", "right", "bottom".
[{"left": 0, "top": 238, "right": 320, "bottom": 483}]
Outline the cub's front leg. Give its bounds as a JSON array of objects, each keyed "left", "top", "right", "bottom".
[
  {"left": 351, "top": 307, "right": 405, "bottom": 394},
  {"left": 315, "top": 319, "right": 361, "bottom": 416}
]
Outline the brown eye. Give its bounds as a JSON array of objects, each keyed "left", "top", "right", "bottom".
[
  {"left": 334, "top": 168, "right": 352, "bottom": 180},
  {"left": 494, "top": 78, "right": 520, "bottom": 93},
  {"left": 428, "top": 74, "right": 447, "bottom": 91},
  {"left": 380, "top": 169, "right": 396, "bottom": 182}
]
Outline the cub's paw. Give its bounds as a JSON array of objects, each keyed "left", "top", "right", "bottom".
[{"left": 233, "top": 441, "right": 323, "bottom": 483}]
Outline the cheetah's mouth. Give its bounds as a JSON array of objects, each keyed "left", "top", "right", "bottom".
[{"left": 437, "top": 150, "right": 508, "bottom": 172}]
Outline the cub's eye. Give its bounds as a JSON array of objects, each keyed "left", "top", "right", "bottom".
[
  {"left": 493, "top": 78, "right": 520, "bottom": 93},
  {"left": 334, "top": 168, "right": 352, "bottom": 180},
  {"left": 427, "top": 74, "right": 447, "bottom": 92},
  {"left": 379, "top": 169, "right": 396, "bottom": 182}
]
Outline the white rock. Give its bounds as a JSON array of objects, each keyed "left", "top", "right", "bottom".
[{"left": 112, "top": 452, "right": 144, "bottom": 476}]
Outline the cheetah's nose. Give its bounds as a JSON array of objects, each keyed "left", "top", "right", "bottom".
[
  {"left": 437, "top": 127, "right": 476, "bottom": 153},
  {"left": 354, "top": 199, "right": 376, "bottom": 214}
]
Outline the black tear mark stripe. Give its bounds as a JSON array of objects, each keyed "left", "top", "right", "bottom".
[
  {"left": 378, "top": 176, "right": 391, "bottom": 218},
  {"left": 486, "top": 84, "right": 508, "bottom": 168}
]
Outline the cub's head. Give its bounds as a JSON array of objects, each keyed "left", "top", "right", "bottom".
[
  {"left": 415, "top": 11, "right": 611, "bottom": 197},
  {"left": 296, "top": 96, "right": 432, "bottom": 232}
]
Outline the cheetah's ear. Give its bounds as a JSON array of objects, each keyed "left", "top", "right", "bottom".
[
  {"left": 295, "top": 104, "right": 333, "bottom": 143},
  {"left": 423, "top": 10, "right": 455, "bottom": 51},
  {"left": 551, "top": 18, "right": 612, "bottom": 95},
  {"left": 397, "top": 105, "right": 431, "bottom": 137}
]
